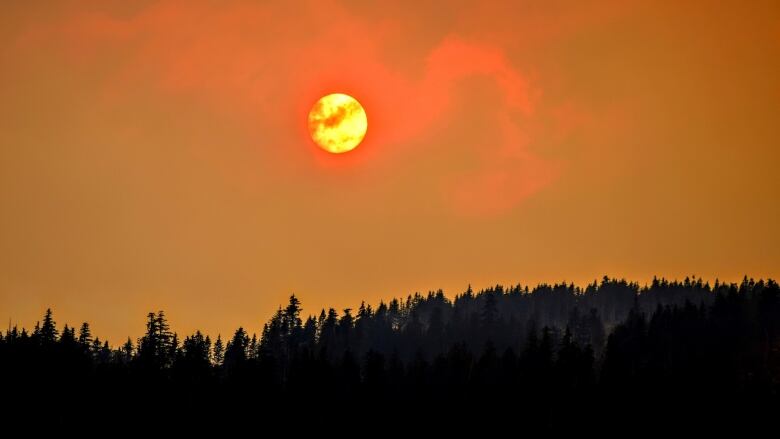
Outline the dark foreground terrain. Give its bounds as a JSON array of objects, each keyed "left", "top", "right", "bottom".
[{"left": 2, "top": 276, "right": 778, "bottom": 430}]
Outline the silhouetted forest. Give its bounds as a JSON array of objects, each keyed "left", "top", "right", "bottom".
[{"left": 2, "top": 276, "right": 778, "bottom": 430}]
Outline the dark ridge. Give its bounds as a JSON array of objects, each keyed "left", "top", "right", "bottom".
[{"left": 1, "top": 276, "right": 778, "bottom": 431}]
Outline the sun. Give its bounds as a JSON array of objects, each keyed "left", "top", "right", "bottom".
[{"left": 308, "top": 93, "right": 367, "bottom": 154}]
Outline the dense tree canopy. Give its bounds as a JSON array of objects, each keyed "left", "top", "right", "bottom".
[{"left": 1, "top": 276, "right": 778, "bottom": 430}]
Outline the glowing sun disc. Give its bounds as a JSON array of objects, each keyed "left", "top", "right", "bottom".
[{"left": 308, "top": 93, "right": 367, "bottom": 154}]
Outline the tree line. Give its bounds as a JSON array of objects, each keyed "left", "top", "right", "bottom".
[{"left": 1, "top": 276, "right": 778, "bottom": 430}]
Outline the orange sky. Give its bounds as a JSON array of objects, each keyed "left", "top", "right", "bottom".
[{"left": 1, "top": 0, "right": 779, "bottom": 343}]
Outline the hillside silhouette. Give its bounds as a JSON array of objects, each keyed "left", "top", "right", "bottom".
[{"left": 1, "top": 276, "right": 778, "bottom": 430}]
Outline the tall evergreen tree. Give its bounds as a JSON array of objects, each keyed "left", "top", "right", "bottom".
[
  {"left": 212, "top": 334, "right": 224, "bottom": 366},
  {"left": 39, "top": 308, "right": 58, "bottom": 344},
  {"left": 78, "top": 322, "right": 92, "bottom": 348}
]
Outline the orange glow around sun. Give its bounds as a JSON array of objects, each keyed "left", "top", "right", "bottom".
[{"left": 308, "top": 93, "right": 368, "bottom": 154}]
